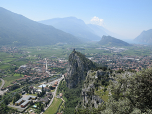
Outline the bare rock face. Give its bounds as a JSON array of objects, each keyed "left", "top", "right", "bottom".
[
  {"left": 66, "top": 49, "right": 96, "bottom": 89},
  {"left": 81, "top": 70, "right": 105, "bottom": 108}
]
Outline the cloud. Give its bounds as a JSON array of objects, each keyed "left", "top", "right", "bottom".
[{"left": 90, "top": 16, "right": 104, "bottom": 26}]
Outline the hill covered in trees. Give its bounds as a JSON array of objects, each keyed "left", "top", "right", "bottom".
[{"left": 98, "top": 35, "right": 131, "bottom": 46}]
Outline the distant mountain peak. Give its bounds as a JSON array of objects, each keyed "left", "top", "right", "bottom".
[
  {"left": 134, "top": 29, "right": 152, "bottom": 45},
  {"left": 39, "top": 17, "right": 104, "bottom": 41}
]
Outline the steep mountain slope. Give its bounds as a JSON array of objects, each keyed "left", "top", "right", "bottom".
[
  {"left": 39, "top": 17, "right": 103, "bottom": 41},
  {"left": 98, "top": 35, "right": 131, "bottom": 46},
  {"left": 65, "top": 49, "right": 96, "bottom": 89},
  {"left": 0, "top": 7, "right": 80, "bottom": 46},
  {"left": 134, "top": 29, "right": 152, "bottom": 44}
]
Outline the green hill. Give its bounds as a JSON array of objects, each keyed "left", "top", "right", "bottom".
[
  {"left": 98, "top": 35, "right": 131, "bottom": 46},
  {"left": 0, "top": 7, "right": 80, "bottom": 46}
]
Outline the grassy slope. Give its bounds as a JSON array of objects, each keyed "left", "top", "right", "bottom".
[
  {"left": 44, "top": 98, "right": 62, "bottom": 114},
  {"left": 95, "top": 87, "right": 109, "bottom": 102}
]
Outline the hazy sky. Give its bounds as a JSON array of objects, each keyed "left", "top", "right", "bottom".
[{"left": 0, "top": 0, "right": 152, "bottom": 39}]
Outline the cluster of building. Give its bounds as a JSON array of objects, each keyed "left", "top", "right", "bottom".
[
  {"left": 14, "top": 58, "right": 67, "bottom": 74},
  {"left": 0, "top": 46, "right": 23, "bottom": 54},
  {"left": 2, "top": 57, "right": 65, "bottom": 91},
  {"left": 36, "top": 59, "right": 68, "bottom": 69},
  {"left": 15, "top": 95, "right": 37, "bottom": 108},
  {"left": 96, "top": 47, "right": 127, "bottom": 53},
  {"left": 92, "top": 54, "right": 152, "bottom": 71}
]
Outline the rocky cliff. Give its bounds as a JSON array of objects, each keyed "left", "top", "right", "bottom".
[
  {"left": 80, "top": 70, "right": 107, "bottom": 109},
  {"left": 66, "top": 49, "right": 96, "bottom": 89}
]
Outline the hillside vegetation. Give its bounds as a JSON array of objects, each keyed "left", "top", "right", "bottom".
[
  {"left": 76, "top": 68, "right": 152, "bottom": 114},
  {"left": 98, "top": 35, "right": 131, "bottom": 46}
]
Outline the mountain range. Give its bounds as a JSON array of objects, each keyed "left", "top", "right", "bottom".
[
  {"left": 40, "top": 17, "right": 152, "bottom": 45},
  {"left": 1, "top": 7, "right": 151, "bottom": 46},
  {"left": 39, "top": 17, "right": 109, "bottom": 41},
  {"left": 0, "top": 7, "right": 80, "bottom": 46}
]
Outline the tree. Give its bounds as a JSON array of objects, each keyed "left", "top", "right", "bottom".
[
  {"left": 37, "top": 93, "right": 40, "bottom": 97},
  {"left": 30, "top": 101, "right": 34, "bottom": 106},
  {"left": 40, "top": 104, "right": 44, "bottom": 111},
  {"left": 12, "top": 93, "right": 21, "bottom": 105},
  {"left": 25, "top": 86, "right": 28, "bottom": 93},
  {"left": 0, "top": 104, "right": 9, "bottom": 114},
  {"left": 29, "top": 90, "right": 32, "bottom": 94},
  {"left": 13, "top": 98, "right": 16, "bottom": 105}
]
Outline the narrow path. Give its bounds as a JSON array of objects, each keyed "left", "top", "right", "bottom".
[
  {"left": 40, "top": 75, "right": 64, "bottom": 114},
  {"left": 61, "top": 98, "right": 65, "bottom": 102},
  {"left": 0, "top": 78, "right": 5, "bottom": 90},
  {"left": 0, "top": 78, "right": 5, "bottom": 95}
]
